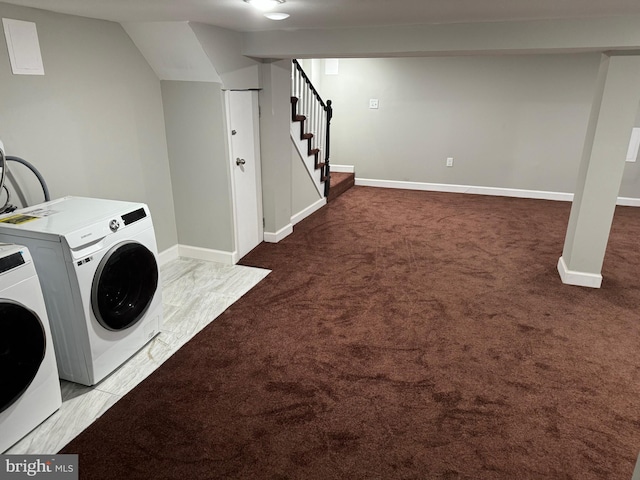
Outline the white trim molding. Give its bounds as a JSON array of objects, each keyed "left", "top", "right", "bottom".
[
  {"left": 264, "top": 223, "right": 293, "bottom": 243},
  {"left": 178, "top": 244, "right": 237, "bottom": 265},
  {"left": 157, "top": 244, "right": 180, "bottom": 267},
  {"left": 291, "top": 129, "right": 324, "bottom": 197},
  {"left": 354, "top": 178, "right": 640, "bottom": 205},
  {"left": 355, "top": 178, "right": 574, "bottom": 202},
  {"left": 330, "top": 164, "right": 355, "bottom": 173},
  {"left": 291, "top": 198, "right": 326, "bottom": 226},
  {"left": 617, "top": 196, "right": 640, "bottom": 207},
  {"left": 557, "top": 256, "right": 603, "bottom": 288}
]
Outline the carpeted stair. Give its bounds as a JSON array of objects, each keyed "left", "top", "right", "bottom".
[{"left": 327, "top": 171, "right": 355, "bottom": 202}]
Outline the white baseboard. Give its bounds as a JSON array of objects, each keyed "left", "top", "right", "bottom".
[
  {"left": 617, "top": 196, "right": 640, "bottom": 207},
  {"left": 355, "top": 178, "right": 574, "bottom": 202},
  {"left": 177, "top": 244, "right": 237, "bottom": 265},
  {"left": 264, "top": 223, "right": 293, "bottom": 243},
  {"left": 557, "top": 256, "right": 602, "bottom": 288},
  {"left": 291, "top": 198, "right": 326, "bottom": 226},
  {"left": 157, "top": 245, "right": 180, "bottom": 267},
  {"left": 331, "top": 164, "right": 355, "bottom": 173},
  {"left": 354, "top": 178, "right": 640, "bottom": 206}
]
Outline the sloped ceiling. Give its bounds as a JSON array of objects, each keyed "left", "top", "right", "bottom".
[{"left": 121, "top": 21, "right": 221, "bottom": 82}]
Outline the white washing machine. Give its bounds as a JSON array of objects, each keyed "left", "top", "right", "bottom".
[
  {"left": 0, "top": 196, "right": 163, "bottom": 386},
  {"left": 0, "top": 243, "right": 62, "bottom": 453}
]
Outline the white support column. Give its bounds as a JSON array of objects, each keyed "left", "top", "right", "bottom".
[
  {"left": 558, "top": 54, "right": 640, "bottom": 288},
  {"left": 260, "top": 59, "right": 293, "bottom": 242}
]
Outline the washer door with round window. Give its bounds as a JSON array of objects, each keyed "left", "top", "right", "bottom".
[
  {"left": 0, "top": 300, "right": 46, "bottom": 414},
  {"left": 91, "top": 241, "right": 159, "bottom": 332}
]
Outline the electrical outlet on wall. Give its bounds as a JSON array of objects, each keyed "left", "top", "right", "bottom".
[
  {"left": 369, "top": 99, "right": 379, "bottom": 109},
  {"left": 446, "top": 157, "right": 454, "bottom": 167}
]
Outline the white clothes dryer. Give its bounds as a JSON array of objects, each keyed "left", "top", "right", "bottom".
[
  {"left": 0, "top": 243, "right": 62, "bottom": 453},
  {"left": 0, "top": 197, "right": 163, "bottom": 386}
]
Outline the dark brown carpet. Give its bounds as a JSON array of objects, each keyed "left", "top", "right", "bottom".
[{"left": 62, "top": 186, "right": 640, "bottom": 479}]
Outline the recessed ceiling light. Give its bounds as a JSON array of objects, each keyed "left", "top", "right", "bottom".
[
  {"left": 244, "top": 0, "right": 285, "bottom": 12},
  {"left": 264, "top": 12, "right": 290, "bottom": 20}
]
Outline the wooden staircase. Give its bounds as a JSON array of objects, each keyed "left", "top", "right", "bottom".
[
  {"left": 291, "top": 96, "right": 327, "bottom": 184},
  {"left": 291, "top": 59, "right": 355, "bottom": 202},
  {"left": 291, "top": 96, "right": 354, "bottom": 202}
]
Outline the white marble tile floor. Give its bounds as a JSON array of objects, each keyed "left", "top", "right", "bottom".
[{"left": 4, "top": 257, "right": 270, "bottom": 455}]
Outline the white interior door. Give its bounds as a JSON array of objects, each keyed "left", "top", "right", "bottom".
[{"left": 227, "top": 90, "right": 263, "bottom": 260}]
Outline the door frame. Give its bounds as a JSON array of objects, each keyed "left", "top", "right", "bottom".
[{"left": 224, "top": 89, "right": 264, "bottom": 264}]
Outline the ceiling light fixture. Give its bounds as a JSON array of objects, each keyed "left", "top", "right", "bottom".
[
  {"left": 243, "top": 0, "right": 285, "bottom": 12},
  {"left": 264, "top": 12, "right": 290, "bottom": 20}
]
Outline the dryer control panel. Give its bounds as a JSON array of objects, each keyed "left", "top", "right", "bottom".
[
  {"left": 122, "top": 208, "right": 147, "bottom": 225},
  {"left": 0, "top": 251, "right": 24, "bottom": 274}
]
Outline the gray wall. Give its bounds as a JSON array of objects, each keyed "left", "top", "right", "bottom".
[
  {"left": 161, "top": 81, "right": 234, "bottom": 252},
  {"left": 314, "top": 54, "right": 640, "bottom": 195},
  {"left": 0, "top": 2, "right": 177, "bottom": 251}
]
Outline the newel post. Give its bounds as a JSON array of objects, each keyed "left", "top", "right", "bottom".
[{"left": 324, "top": 99, "right": 333, "bottom": 198}]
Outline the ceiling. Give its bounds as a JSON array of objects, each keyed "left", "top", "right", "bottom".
[{"left": 2, "top": 0, "right": 640, "bottom": 33}]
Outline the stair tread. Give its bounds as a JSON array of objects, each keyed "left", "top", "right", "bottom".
[{"left": 327, "top": 172, "right": 355, "bottom": 202}]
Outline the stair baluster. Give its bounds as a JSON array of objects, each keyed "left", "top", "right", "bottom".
[{"left": 291, "top": 59, "right": 333, "bottom": 197}]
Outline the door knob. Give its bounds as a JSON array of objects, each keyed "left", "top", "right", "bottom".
[{"left": 236, "top": 158, "right": 246, "bottom": 166}]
